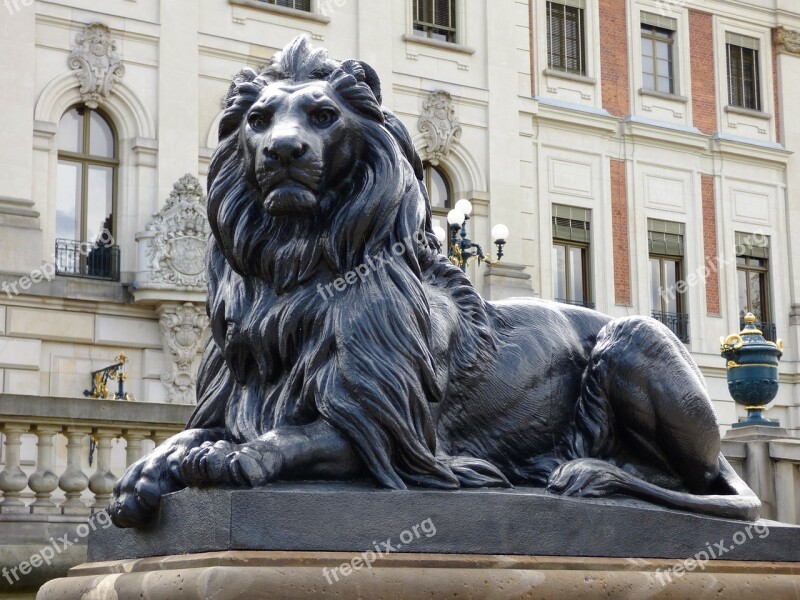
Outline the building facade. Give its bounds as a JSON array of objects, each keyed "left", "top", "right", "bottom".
[{"left": 0, "top": 0, "right": 799, "bottom": 445}]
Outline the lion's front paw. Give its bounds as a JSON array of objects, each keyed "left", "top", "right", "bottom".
[
  {"left": 546, "top": 459, "right": 626, "bottom": 498},
  {"left": 228, "top": 444, "right": 282, "bottom": 487},
  {"left": 181, "top": 440, "right": 239, "bottom": 486},
  {"left": 109, "top": 452, "right": 175, "bottom": 528}
]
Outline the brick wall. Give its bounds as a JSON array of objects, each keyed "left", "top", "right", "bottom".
[
  {"left": 611, "top": 159, "right": 631, "bottom": 305},
  {"left": 599, "top": 0, "right": 629, "bottom": 117},
  {"left": 689, "top": 10, "right": 717, "bottom": 135},
  {"left": 701, "top": 174, "right": 721, "bottom": 316}
]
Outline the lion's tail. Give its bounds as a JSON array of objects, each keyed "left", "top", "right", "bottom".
[{"left": 439, "top": 455, "right": 512, "bottom": 488}]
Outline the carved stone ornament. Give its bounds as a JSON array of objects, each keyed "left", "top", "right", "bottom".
[
  {"left": 135, "top": 174, "right": 210, "bottom": 292},
  {"left": 68, "top": 23, "right": 125, "bottom": 109},
  {"left": 418, "top": 90, "right": 462, "bottom": 166},
  {"left": 774, "top": 26, "right": 800, "bottom": 56},
  {"left": 157, "top": 303, "right": 209, "bottom": 405}
]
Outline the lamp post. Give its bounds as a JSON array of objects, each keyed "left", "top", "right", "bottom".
[{"left": 434, "top": 199, "right": 508, "bottom": 272}]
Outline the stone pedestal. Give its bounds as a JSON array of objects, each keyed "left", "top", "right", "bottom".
[
  {"left": 38, "top": 484, "right": 800, "bottom": 599},
  {"left": 37, "top": 551, "right": 800, "bottom": 600}
]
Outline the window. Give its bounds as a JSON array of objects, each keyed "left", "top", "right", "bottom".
[
  {"left": 413, "top": 0, "right": 456, "bottom": 44},
  {"left": 56, "top": 106, "right": 119, "bottom": 281},
  {"left": 641, "top": 13, "right": 676, "bottom": 94},
  {"left": 649, "top": 219, "right": 689, "bottom": 342},
  {"left": 424, "top": 162, "right": 454, "bottom": 246},
  {"left": 726, "top": 33, "right": 761, "bottom": 111},
  {"left": 552, "top": 205, "right": 592, "bottom": 308},
  {"left": 258, "top": 0, "right": 311, "bottom": 10},
  {"left": 547, "top": 0, "right": 586, "bottom": 76},
  {"left": 736, "top": 232, "right": 774, "bottom": 341}
]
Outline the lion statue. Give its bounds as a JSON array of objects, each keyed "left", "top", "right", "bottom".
[{"left": 110, "top": 36, "right": 759, "bottom": 528}]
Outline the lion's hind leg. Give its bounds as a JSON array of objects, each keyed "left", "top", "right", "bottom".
[{"left": 545, "top": 315, "right": 760, "bottom": 520}]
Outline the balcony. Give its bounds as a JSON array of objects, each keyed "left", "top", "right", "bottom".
[
  {"left": 55, "top": 239, "right": 120, "bottom": 282},
  {"left": 740, "top": 318, "right": 778, "bottom": 343},
  {"left": 555, "top": 298, "right": 596, "bottom": 309},
  {"left": 651, "top": 310, "right": 690, "bottom": 342}
]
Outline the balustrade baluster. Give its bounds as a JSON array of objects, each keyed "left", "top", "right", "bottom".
[
  {"left": 28, "top": 425, "right": 60, "bottom": 514},
  {"left": 0, "top": 424, "right": 31, "bottom": 514},
  {"left": 123, "top": 429, "right": 149, "bottom": 467},
  {"left": 88, "top": 429, "right": 118, "bottom": 511},
  {"left": 58, "top": 427, "right": 91, "bottom": 515}
]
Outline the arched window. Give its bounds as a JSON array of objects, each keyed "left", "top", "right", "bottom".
[
  {"left": 56, "top": 106, "right": 119, "bottom": 280},
  {"left": 423, "top": 161, "right": 454, "bottom": 249},
  {"left": 423, "top": 161, "right": 452, "bottom": 211}
]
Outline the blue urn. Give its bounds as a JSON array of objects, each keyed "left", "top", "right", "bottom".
[{"left": 720, "top": 313, "right": 784, "bottom": 428}]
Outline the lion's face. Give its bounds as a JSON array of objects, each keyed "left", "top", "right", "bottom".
[{"left": 242, "top": 80, "right": 367, "bottom": 218}]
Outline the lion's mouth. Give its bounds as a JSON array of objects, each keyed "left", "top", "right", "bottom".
[
  {"left": 263, "top": 181, "right": 318, "bottom": 217},
  {"left": 257, "top": 168, "right": 321, "bottom": 217}
]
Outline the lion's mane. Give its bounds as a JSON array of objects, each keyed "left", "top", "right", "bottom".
[{"left": 188, "top": 37, "right": 498, "bottom": 489}]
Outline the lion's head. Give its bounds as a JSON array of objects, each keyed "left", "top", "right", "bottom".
[{"left": 207, "top": 36, "right": 435, "bottom": 291}]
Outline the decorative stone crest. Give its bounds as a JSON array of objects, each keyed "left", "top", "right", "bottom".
[
  {"left": 135, "top": 174, "right": 210, "bottom": 292},
  {"left": 774, "top": 27, "right": 800, "bottom": 56},
  {"left": 157, "top": 303, "right": 209, "bottom": 404},
  {"left": 68, "top": 23, "right": 125, "bottom": 109},
  {"left": 418, "top": 90, "right": 462, "bottom": 166}
]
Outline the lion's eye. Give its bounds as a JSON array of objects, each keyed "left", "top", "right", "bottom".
[
  {"left": 248, "top": 113, "right": 270, "bottom": 131},
  {"left": 311, "top": 109, "right": 337, "bottom": 127}
]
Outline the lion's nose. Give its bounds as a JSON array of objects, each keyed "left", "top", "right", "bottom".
[{"left": 265, "top": 137, "right": 308, "bottom": 165}]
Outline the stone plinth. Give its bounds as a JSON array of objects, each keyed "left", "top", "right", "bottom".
[
  {"left": 37, "top": 551, "right": 800, "bottom": 600},
  {"left": 38, "top": 484, "right": 800, "bottom": 599}
]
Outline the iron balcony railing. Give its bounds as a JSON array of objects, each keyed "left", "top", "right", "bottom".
[
  {"left": 55, "top": 238, "right": 120, "bottom": 282},
  {"left": 740, "top": 318, "right": 777, "bottom": 343},
  {"left": 555, "top": 298, "right": 596, "bottom": 309},
  {"left": 652, "top": 310, "right": 690, "bottom": 343}
]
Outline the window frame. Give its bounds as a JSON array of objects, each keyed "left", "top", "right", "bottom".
[
  {"left": 546, "top": 0, "right": 587, "bottom": 76},
  {"left": 56, "top": 105, "right": 119, "bottom": 245},
  {"left": 423, "top": 161, "right": 455, "bottom": 250},
  {"left": 551, "top": 205, "right": 592, "bottom": 308},
  {"left": 726, "top": 38, "right": 761, "bottom": 112},
  {"left": 647, "top": 220, "right": 689, "bottom": 342},
  {"left": 735, "top": 232, "right": 772, "bottom": 331},
  {"left": 412, "top": 0, "right": 457, "bottom": 45},
  {"left": 641, "top": 23, "right": 675, "bottom": 95}
]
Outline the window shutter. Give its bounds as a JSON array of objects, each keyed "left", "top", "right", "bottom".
[
  {"left": 736, "top": 232, "right": 770, "bottom": 259},
  {"left": 648, "top": 219, "right": 684, "bottom": 256},
  {"left": 640, "top": 12, "right": 677, "bottom": 31},
  {"left": 553, "top": 205, "right": 591, "bottom": 244},
  {"left": 726, "top": 32, "right": 760, "bottom": 51},
  {"left": 548, "top": 0, "right": 586, "bottom": 9}
]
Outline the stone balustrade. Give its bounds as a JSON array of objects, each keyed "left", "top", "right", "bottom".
[
  {"left": 0, "top": 395, "right": 192, "bottom": 517},
  {"left": 721, "top": 432, "right": 800, "bottom": 525},
  {"left": 0, "top": 394, "right": 193, "bottom": 594}
]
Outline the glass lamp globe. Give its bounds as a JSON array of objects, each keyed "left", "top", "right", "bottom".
[
  {"left": 447, "top": 209, "right": 465, "bottom": 226},
  {"left": 491, "top": 224, "right": 509, "bottom": 242},
  {"left": 432, "top": 225, "right": 447, "bottom": 243},
  {"left": 454, "top": 199, "right": 473, "bottom": 216}
]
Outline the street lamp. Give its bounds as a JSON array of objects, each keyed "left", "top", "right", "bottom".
[{"left": 442, "top": 199, "right": 508, "bottom": 272}]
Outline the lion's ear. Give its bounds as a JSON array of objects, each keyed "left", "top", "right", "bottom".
[
  {"left": 340, "top": 59, "right": 382, "bottom": 106},
  {"left": 225, "top": 68, "right": 259, "bottom": 105}
]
